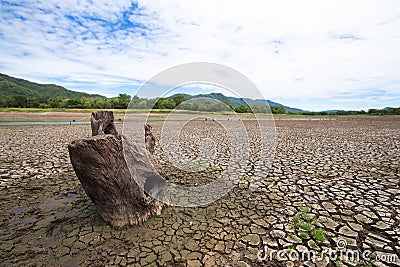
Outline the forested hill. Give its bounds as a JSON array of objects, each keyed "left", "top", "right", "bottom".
[
  {"left": 171, "top": 93, "right": 303, "bottom": 113},
  {"left": 0, "top": 73, "right": 301, "bottom": 112},
  {"left": 1, "top": 73, "right": 398, "bottom": 115},
  {"left": 0, "top": 73, "right": 104, "bottom": 106}
]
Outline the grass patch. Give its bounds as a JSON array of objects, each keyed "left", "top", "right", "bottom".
[
  {"left": 291, "top": 204, "right": 328, "bottom": 245},
  {"left": 335, "top": 260, "right": 342, "bottom": 266},
  {"left": 312, "top": 228, "right": 327, "bottom": 242},
  {"left": 293, "top": 214, "right": 301, "bottom": 223},
  {"left": 309, "top": 240, "right": 318, "bottom": 249},
  {"left": 299, "top": 204, "right": 310, "bottom": 213},
  {"left": 287, "top": 233, "right": 300, "bottom": 241},
  {"left": 298, "top": 231, "right": 309, "bottom": 240},
  {"left": 0, "top": 107, "right": 143, "bottom": 113},
  {"left": 297, "top": 221, "right": 312, "bottom": 231},
  {"left": 359, "top": 217, "right": 367, "bottom": 223}
]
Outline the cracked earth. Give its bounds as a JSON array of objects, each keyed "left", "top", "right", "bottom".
[{"left": 0, "top": 116, "right": 399, "bottom": 266}]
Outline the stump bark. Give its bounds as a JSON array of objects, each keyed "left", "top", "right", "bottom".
[
  {"left": 145, "top": 123, "right": 156, "bottom": 154},
  {"left": 68, "top": 111, "right": 166, "bottom": 227},
  {"left": 91, "top": 110, "right": 119, "bottom": 136}
]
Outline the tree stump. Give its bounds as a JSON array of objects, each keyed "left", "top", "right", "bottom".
[
  {"left": 91, "top": 110, "right": 118, "bottom": 136},
  {"left": 145, "top": 123, "right": 156, "bottom": 154},
  {"left": 68, "top": 111, "right": 166, "bottom": 227}
]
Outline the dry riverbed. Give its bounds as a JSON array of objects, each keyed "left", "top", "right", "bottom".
[{"left": 0, "top": 116, "right": 399, "bottom": 266}]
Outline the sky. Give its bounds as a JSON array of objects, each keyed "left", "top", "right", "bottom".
[{"left": 0, "top": 0, "right": 399, "bottom": 111}]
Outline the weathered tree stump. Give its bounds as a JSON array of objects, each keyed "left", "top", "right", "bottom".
[
  {"left": 145, "top": 123, "right": 156, "bottom": 154},
  {"left": 68, "top": 111, "right": 166, "bottom": 227},
  {"left": 91, "top": 110, "right": 118, "bottom": 136}
]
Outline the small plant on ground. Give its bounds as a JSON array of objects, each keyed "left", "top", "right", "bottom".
[
  {"left": 299, "top": 204, "right": 310, "bottom": 213},
  {"left": 298, "top": 231, "right": 309, "bottom": 239},
  {"left": 358, "top": 217, "right": 367, "bottom": 223},
  {"left": 290, "top": 203, "right": 329, "bottom": 246},
  {"left": 293, "top": 214, "right": 301, "bottom": 223},
  {"left": 312, "top": 228, "right": 327, "bottom": 242},
  {"left": 287, "top": 232, "right": 300, "bottom": 242},
  {"left": 309, "top": 240, "right": 318, "bottom": 249},
  {"left": 297, "top": 221, "right": 312, "bottom": 231},
  {"left": 295, "top": 204, "right": 310, "bottom": 220},
  {"left": 335, "top": 259, "right": 343, "bottom": 266}
]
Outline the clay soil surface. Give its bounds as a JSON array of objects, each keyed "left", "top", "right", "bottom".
[{"left": 0, "top": 115, "right": 399, "bottom": 266}]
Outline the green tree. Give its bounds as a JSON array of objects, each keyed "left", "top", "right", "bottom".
[
  {"left": 271, "top": 106, "right": 287, "bottom": 114},
  {"left": 154, "top": 98, "right": 175, "bottom": 109},
  {"left": 65, "top": 98, "right": 82, "bottom": 108},
  {"left": 117, "top": 93, "right": 131, "bottom": 109},
  {"left": 48, "top": 97, "right": 64, "bottom": 108},
  {"left": 172, "top": 95, "right": 185, "bottom": 107},
  {"left": 13, "top": 95, "right": 27, "bottom": 108},
  {"left": 234, "top": 104, "right": 252, "bottom": 113}
]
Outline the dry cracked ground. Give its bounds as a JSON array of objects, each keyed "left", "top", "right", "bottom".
[{"left": 0, "top": 116, "right": 399, "bottom": 266}]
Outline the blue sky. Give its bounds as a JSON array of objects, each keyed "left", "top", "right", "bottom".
[{"left": 0, "top": 0, "right": 399, "bottom": 111}]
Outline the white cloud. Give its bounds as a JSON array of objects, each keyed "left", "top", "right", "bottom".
[{"left": 0, "top": 0, "right": 400, "bottom": 110}]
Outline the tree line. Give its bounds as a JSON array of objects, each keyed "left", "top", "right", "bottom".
[
  {"left": 0, "top": 93, "right": 132, "bottom": 109},
  {"left": 295, "top": 108, "right": 400, "bottom": 115},
  {"left": 0, "top": 93, "right": 288, "bottom": 114},
  {"left": 1, "top": 93, "right": 399, "bottom": 115}
]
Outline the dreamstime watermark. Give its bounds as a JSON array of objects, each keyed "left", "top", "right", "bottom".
[
  {"left": 122, "top": 62, "right": 277, "bottom": 207},
  {"left": 257, "top": 239, "right": 399, "bottom": 264}
]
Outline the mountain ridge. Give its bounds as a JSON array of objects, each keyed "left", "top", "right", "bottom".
[
  {"left": 181, "top": 92, "right": 303, "bottom": 113},
  {"left": 0, "top": 72, "right": 303, "bottom": 112},
  {"left": 0, "top": 73, "right": 104, "bottom": 99}
]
